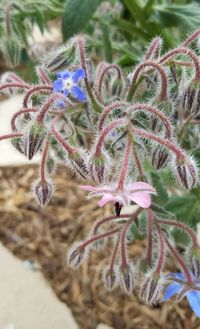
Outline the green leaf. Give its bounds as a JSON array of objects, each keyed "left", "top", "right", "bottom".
[
  {"left": 150, "top": 171, "right": 169, "bottom": 206},
  {"left": 150, "top": 3, "right": 200, "bottom": 31},
  {"left": 151, "top": 203, "right": 175, "bottom": 219},
  {"left": 62, "top": 0, "right": 102, "bottom": 40}
]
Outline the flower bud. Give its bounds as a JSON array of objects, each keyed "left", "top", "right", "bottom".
[
  {"left": 44, "top": 43, "right": 76, "bottom": 73},
  {"left": 175, "top": 156, "right": 198, "bottom": 189},
  {"left": 152, "top": 146, "right": 170, "bottom": 169},
  {"left": 11, "top": 136, "right": 24, "bottom": 154},
  {"left": 89, "top": 151, "right": 111, "bottom": 183},
  {"left": 103, "top": 266, "right": 117, "bottom": 290},
  {"left": 68, "top": 148, "right": 89, "bottom": 180},
  {"left": 140, "top": 272, "right": 163, "bottom": 304},
  {"left": 34, "top": 180, "right": 53, "bottom": 206},
  {"left": 118, "top": 264, "right": 134, "bottom": 294},
  {"left": 182, "top": 82, "right": 200, "bottom": 117},
  {"left": 67, "top": 242, "right": 87, "bottom": 268},
  {"left": 24, "top": 122, "right": 46, "bottom": 160},
  {"left": 0, "top": 35, "right": 21, "bottom": 68}
]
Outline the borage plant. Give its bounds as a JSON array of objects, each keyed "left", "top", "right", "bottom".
[{"left": 1, "top": 30, "right": 200, "bottom": 316}]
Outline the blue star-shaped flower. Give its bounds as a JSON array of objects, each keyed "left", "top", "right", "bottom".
[
  {"left": 163, "top": 272, "right": 200, "bottom": 317},
  {"left": 53, "top": 68, "right": 86, "bottom": 102}
]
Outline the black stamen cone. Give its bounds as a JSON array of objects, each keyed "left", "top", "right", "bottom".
[{"left": 115, "top": 202, "right": 122, "bottom": 217}]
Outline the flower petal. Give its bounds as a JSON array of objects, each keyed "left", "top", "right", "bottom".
[
  {"left": 72, "top": 68, "right": 85, "bottom": 83},
  {"left": 130, "top": 192, "right": 152, "bottom": 208},
  {"left": 56, "top": 71, "right": 71, "bottom": 79},
  {"left": 63, "top": 89, "right": 69, "bottom": 96},
  {"left": 128, "top": 182, "right": 155, "bottom": 193},
  {"left": 98, "top": 193, "right": 114, "bottom": 207},
  {"left": 163, "top": 283, "right": 181, "bottom": 301},
  {"left": 53, "top": 78, "right": 63, "bottom": 92},
  {"left": 71, "top": 85, "right": 86, "bottom": 102},
  {"left": 187, "top": 290, "right": 200, "bottom": 317},
  {"left": 79, "top": 185, "right": 96, "bottom": 191}
]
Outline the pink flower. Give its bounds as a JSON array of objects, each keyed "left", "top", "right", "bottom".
[{"left": 80, "top": 181, "right": 155, "bottom": 209}]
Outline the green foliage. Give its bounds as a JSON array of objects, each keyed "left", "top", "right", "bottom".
[{"left": 62, "top": 0, "right": 103, "bottom": 40}]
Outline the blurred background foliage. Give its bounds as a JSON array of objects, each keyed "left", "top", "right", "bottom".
[{"left": 0, "top": 0, "right": 200, "bottom": 242}]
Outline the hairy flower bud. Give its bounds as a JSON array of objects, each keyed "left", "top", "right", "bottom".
[
  {"left": 182, "top": 82, "right": 200, "bottom": 117},
  {"left": 103, "top": 266, "right": 117, "bottom": 290},
  {"left": 140, "top": 272, "right": 163, "bottom": 304},
  {"left": 175, "top": 156, "right": 198, "bottom": 189},
  {"left": 11, "top": 136, "right": 24, "bottom": 154},
  {"left": 1, "top": 35, "right": 21, "bottom": 68},
  {"left": 67, "top": 242, "right": 87, "bottom": 268},
  {"left": 68, "top": 148, "right": 89, "bottom": 180},
  {"left": 34, "top": 180, "right": 53, "bottom": 206},
  {"left": 44, "top": 43, "right": 76, "bottom": 73},
  {"left": 89, "top": 151, "right": 111, "bottom": 183},
  {"left": 152, "top": 146, "right": 170, "bottom": 169},
  {"left": 118, "top": 264, "right": 134, "bottom": 294},
  {"left": 24, "top": 122, "right": 46, "bottom": 160}
]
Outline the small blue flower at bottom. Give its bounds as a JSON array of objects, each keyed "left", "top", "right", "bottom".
[
  {"left": 163, "top": 272, "right": 200, "bottom": 317},
  {"left": 53, "top": 68, "right": 86, "bottom": 102}
]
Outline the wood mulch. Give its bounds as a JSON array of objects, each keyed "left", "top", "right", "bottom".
[{"left": 0, "top": 165, "right": 200, "bottom": 329}]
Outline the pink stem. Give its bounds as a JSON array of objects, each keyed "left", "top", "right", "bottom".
[
  {"left": 80, "top": 228, "right": 120, "bottom": 250},
  {"left": 127, "top": 61, "right": 169, "bottom": 101},
  {"left": 36, "top": 66, "right": 52, "bottom": 85},
  {"left": 159, "top": 47, "right": 200, "bottom": 82},
  {"left": 164, "top": 236, "right": 192, "bottom": 284},
  {"left": 127, "top": 103, "right": 173, "bottom": 139},
  {"left": 157, "top": 218, "right": 199, "bottom": 248},
  {"left": 98, "top": 101, "right": 127, "bottom": 131},
  {"left": 182, "top": 29, "right": 200, "bottom": 48},
  {"left": 133, "top": 145, "right": 144, "bottom": 177},
  {"left": 144, "top": 37, "right": 162, "bottom": 60},
  {"left": 155, "top": 224, "right": 165, "bottom": 274},
  {"left": 0, "top": 132, "right": 23, "bottom": 141},
  {"left": 98, "top": 64, "right": 122, "bottom": 100},
  {"left": 110, "top": 234, "right": 120, "bottom": 271},
  {"left": 0, "top": 83, "right": 30, "bottom": 93},
  {"left": 11, "top": 108, "right": 37, "bottom": 131},
  {"left": 51, "top": 124, "right": 75, "bottom": 154},
  {"left": 23, "top": 85, "right": 52, "bottom": 108},
  {"left": 117, "top": 134, "right": 132, "bottom": 190},
  {"left": 93, "top": 213, "right": 132, "bottom": 235},
  {"left": 145, "top": 209, "right": 154, "bottom": 266},
  {"left": 131, "top": 127, "right": 186, "bottom": 161},
  {"left": 40, "top": 140, "right": 49, "bottom": 183},
  {"left": 95, "top": 118, "right": 128, "bottom": 156}
]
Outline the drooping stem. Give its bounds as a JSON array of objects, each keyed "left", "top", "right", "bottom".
[
  {"left": 51, "top": 124, "right": 75, "bottom": 154},
  {"left": 0, "top": 132, "right": 23, "bottom": 141},
  {"left": 80, "top": 228, "right": 120, "bottom": 250},
  {"left": 117, "top": 134, "right": 132, "bottom": 190},
  {"left": 36, "top": 66, "right": 52, "bottom": 85},
  {"left": 164, "top": 235, "right": 192, "bottom": 284},
  {"left": 120, "top": 207, "right": 143, "bottom": 267},
  {"left": 23, "top": 85, "right": 52, "bottom": 108},
  {"left": 92, "top": 213, "right": 132, "bottom": 235},
  {"left": 11, "top": 108, "right": 37, "bottom": 131},
  {"left": 98, "top": 64, "right": 122, "bottom": 100},
  {"left": 40, "top": 139, "right": 49, "bottom": 183},
  {"left": 182, "top": 29, "right": 200, "bottom": 48},
  {"left": 110, "top": 234, "right": 120, "bottom": 271},
  {"left": 95, "top": 118, "right": 128, "bottom": 156},
  {"left": 155, "top": 224, "right": 165, "bottom": 274},
  {"left": 145, "top": 209, "right": 154, "bottom": 266},
  {"left": 157, "top": 218, "right": 199, "bottom": 249},
  {"left": 131, "top": 127, "right": 186, "bottom": 161},
  {"left": 127, "top": 61, "right": 169, "bottom": 101},
  {"left": 0, "top": 83, "right": 30, "bottom": 93},
  {"left": 127, "top": 103, "right": 173, "bottom": 139},
  {"left": 133, "top": 144, "right": 145, "bottom": 177},
  {"left": 144, "top": 37, "right": 162, "bottom": 60},
  {"left": 98, "top": 101, "right": 127, "bottom": 131},
  {"left": 159, "top": 47, "right": 200, "bottom": 82}
]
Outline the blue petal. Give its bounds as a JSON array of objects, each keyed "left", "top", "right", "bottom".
[
  {"left": 63, "top": 89, "right": 69, "bottom": 96},
  {"left": 71, "top": 85, "right": 86, "bottom": 102},
  {"left": 56, "top": 100, "right": 65, "bottom": 108},
  {"left": 163, "top": 283, "right": 181, "bottom": 301},
  {"left": 187, "top": 290, "right": 200, "bottom": 317},
  {"left": 53, "top": 78, "right": 63, "bottom": 92},
  {"left": 56, "top": 71, "right": 71, "bottom": 79},
  {"left": 72, "top": 68, "right": 85, "bottom": 83}
]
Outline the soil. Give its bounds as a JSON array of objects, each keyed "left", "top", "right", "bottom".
[{"left": 0, "top": 165, "right": 200, "bottom": 329}]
